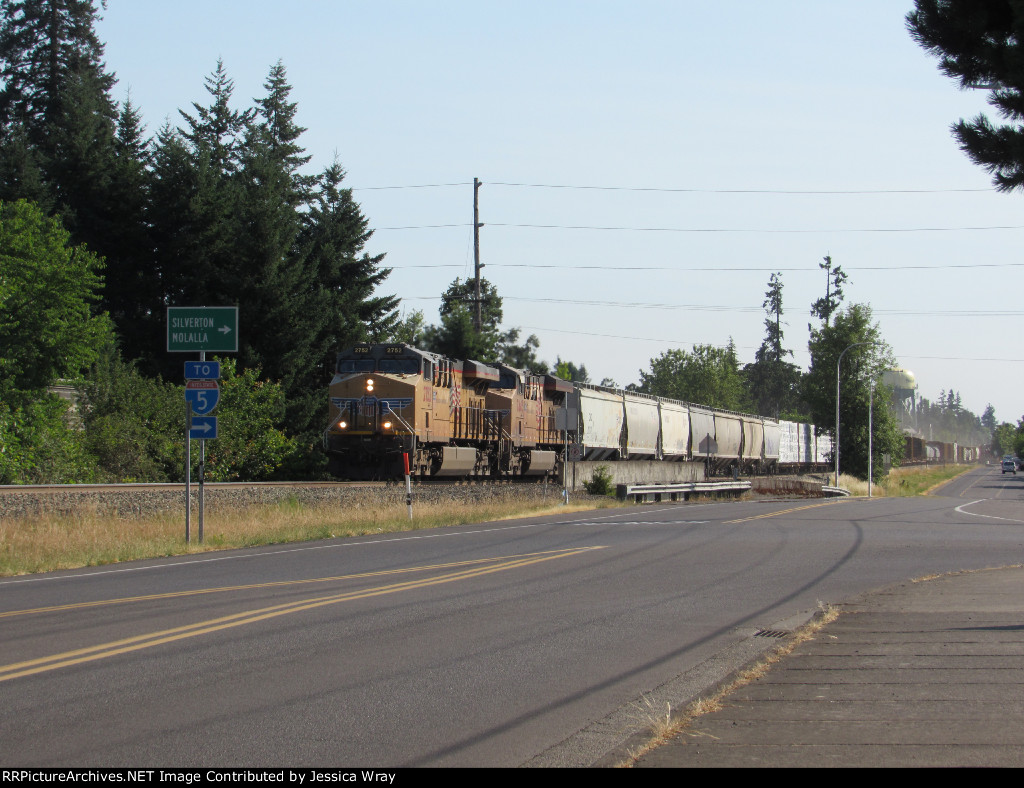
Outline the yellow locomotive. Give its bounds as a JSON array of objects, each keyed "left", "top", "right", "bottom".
[{"left": 324, "top": 344, "right": 572, "bottom": 479}]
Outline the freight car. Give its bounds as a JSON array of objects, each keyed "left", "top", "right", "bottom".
[{"left": 323, "top": 343, "right": 834, "bottom": 480}]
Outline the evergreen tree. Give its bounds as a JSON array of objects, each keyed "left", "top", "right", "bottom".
[
  {"left": 982, "top": 404, "right": 997, "bottom": 432},
  {"left": 97, "top": 95, "right": 155, "bottom": 358},
  {"left": 810, "top": 255, "right": 849, "bottom": 327},
  {"left": 291, "top": 159, "right": 399, "bottom": 436},
  {"left": 908, "top": 1, "right": 1024, "bottom": 191},
  {"left": 0, "top": 0, "right": 119, "bottom": 246},
  {"left": 744, "top": 272, "right": 803, "bottom": 418},
  {"left": 422, "top": 277, "right": 504, "bottom": 362},
  {"left": 231, "top": 62, "right": 313, "bottom": 395}
]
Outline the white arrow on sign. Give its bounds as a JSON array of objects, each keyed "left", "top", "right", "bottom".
[{"left": 189, "top": 416, "right": 218, "bottom": 439}]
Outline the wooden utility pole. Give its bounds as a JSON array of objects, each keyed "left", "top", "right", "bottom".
[{"left": 473, "top": 177, "right": 483, "bottom": 331}]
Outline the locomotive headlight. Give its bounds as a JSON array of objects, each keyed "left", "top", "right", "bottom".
[
  {"left": 366, "top": 378, "right": 375, "bottom": 392},
  {"left": 383, "top": 421, "right": 393, "bottom": 430},
  {"left": 337, "top": 420, "right": 348, "bottom": 429}
]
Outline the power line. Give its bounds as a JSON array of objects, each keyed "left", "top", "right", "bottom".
[
  {"left": 406, "top": 294, "right": 1020, "bottom": 318},
  {"left": 349, "top": 180, "right": 993, "bottom": 195},
  {"left": 481, "top": 261, "right": 1024, "bottom": 273},
  {"left": 523, "top": 325, "right": 1024, "bottom": 363},
  {"left": 351, "top": 182, "right": 472, "bottom": 190},
  {"left": 372, "top": 221, "right": 1024, "bottom": 233},
  {"left": 488, "top": 181, "right": 993, "bottom": 195},
  {"left": 486, "top": 222, "right": 1024, "bottom": 234}
]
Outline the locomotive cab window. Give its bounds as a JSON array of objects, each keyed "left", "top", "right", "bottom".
[
  {"left": 379, "top": 359, "right": 419, "bottom": 375},
  {"left": 337, "top": 359, "right": 376, "bottom": 374}
]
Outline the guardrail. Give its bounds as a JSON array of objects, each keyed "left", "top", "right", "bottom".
[
  {"left": 616, "top": 481, "right": 751, "bottom": 502},
  {"left": 617, "top": 480, "right": 851, "bottom": 502}
]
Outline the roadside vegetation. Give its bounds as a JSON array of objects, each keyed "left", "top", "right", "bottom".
[{"left": 0, "top": 497, "right": 620, "bottom": 577}]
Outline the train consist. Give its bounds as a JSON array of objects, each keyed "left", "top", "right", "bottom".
[
  {"left": 323, "top": 343, "right": 833, "bottom": 480},
  {"left": 903, "top": 435, "right": 981, "bottom": 465}
]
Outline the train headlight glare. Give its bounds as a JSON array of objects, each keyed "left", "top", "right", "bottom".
[
  {"left": 337, "top": 420, "right": 347, "bottom": 429},
  {"left": 383, "top": 421, "right": 393, "bottom": 430}
]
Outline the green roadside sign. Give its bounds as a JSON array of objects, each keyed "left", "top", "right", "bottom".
[{"left": 167, "top": 306, "right": 239, "bottom": 353}]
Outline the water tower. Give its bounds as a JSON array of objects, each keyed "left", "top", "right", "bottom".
[{"left": 882, "top": 368, "right": 918, "bottom": 431}]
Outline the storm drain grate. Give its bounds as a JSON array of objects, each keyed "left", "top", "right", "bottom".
[{"left": 754, "top": 628, "right": 791, "bottom": 639}]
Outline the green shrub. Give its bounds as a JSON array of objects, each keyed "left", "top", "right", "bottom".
[{"left": 584, "top": 465, "right": 615, "bottom": 496}]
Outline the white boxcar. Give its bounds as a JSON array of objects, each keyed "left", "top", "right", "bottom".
[
  {"left": 659, "top": 401, "right": 690, "bottom": 459},
  {"left": 778, "top": 420, "right": 799, "bottom": 464},
  {"left": 815, "top": 432, "right": 832, "bottom": 465},
  {"left": 798, "top": 423, "right": 814, "bottom": 464}
]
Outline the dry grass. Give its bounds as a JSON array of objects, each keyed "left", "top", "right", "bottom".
[
  {"left": 837, "top": 464, "right": 973, "bottom": 498},
  {"left": 0, "top": 497, "right": 617, "bottom": 577},
  {"left": 618, "top": 602, "right": 842, "bottom": 767}
]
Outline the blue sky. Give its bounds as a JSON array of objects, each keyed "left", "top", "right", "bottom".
[{"left": 97, "top": 1, "right": 1023, "bottom": 427}]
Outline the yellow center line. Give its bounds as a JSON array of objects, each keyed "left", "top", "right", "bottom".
[
  {"left": 0, "top": 548, "right": 584, "bottom": 619},
  {"left": 724, "top": 498, "right": 875, "bottom": 524},
  {"left": 0, "top": 546, "right": 605, "bottom": 682}
]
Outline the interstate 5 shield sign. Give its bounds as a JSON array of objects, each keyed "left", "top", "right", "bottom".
[{"left": 185, "top": 379, "right": 220, "bottom": 415}]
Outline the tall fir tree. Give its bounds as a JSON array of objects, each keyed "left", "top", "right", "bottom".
[
  {"left": 291, "top": 159, "right": 398, "bottom": 438},
  {"left": 0, "top": 0, "right": 120, "bottom": 245},
  {"left": 744, "top": 272, "right": 803, "bottom": 418}
]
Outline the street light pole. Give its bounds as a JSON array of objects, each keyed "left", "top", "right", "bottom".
[
  {"left": 868, "top": 378, "right": 874, "bottom": 498},
  {"left": 835, "top": 341, "right": 875, "bottom": 487}
]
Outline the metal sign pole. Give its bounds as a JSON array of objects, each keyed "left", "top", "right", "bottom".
[
  {"left": 403, "top": 452, "right": 413, "bottom": 520},
  {"left": 198, "top": 351, "right": 205, "bottom": 543},
  {"left": 185, "top": 400, "right": 191, "bottom": 544}
]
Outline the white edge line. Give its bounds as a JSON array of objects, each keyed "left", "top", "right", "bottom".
[{"left": 955, "top": 499, "right": 1024, "bottom": 524}]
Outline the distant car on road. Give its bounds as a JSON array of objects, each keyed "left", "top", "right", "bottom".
[{"left": 1002, "top": 458, "right": 1016, "bottom": 475}]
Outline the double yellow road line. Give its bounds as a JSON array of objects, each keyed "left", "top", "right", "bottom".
[{"left": 0, "top": 546, "right": 604, "bottom": 682}]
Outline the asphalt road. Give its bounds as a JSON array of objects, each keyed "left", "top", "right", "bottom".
[{"left": 2, "top": 466, "right": 1022, "bottom": 767}]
